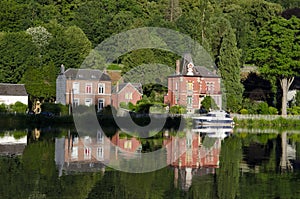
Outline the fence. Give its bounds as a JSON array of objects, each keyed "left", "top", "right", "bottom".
[{"left": 231, "top": 114, "right": 300, "bottom": 120}]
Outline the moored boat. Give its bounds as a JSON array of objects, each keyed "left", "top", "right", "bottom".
[{"left": 192, "top": 110, "right": 234, "bottom": 127}]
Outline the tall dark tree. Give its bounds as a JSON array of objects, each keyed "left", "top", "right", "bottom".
[{"left": 217, "top": 27, "right": 244, "bottom": 112}]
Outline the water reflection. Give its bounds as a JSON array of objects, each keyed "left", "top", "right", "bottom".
[
  {"left": 3, "top": 127, "right": 300, "bottom": 198},
  {"left": 54, "top": 126, "right": 231, "bottom": 192},
  {"left": 0, "top": 130, "right": 27, "bottom": 156}
]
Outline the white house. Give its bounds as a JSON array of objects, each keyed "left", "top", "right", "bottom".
[{"left": 0, "top": 83, "right": 28, "bottom": 105}]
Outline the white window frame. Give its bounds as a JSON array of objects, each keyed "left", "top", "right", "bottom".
[
  {"left": 97, "top": 147, "right": 104, "bottom": 160},
  {"left": 98, "top": 83, "right": 105, "bottom": 94},
  {"left": 72, "top": 82, "right": 79, "bottom": 94},
  {"left": 85, "top": 98, "right": 92, "bottom": 107},
  {"left": 125, "top": 92, "right": 133, "bottom": 100}
]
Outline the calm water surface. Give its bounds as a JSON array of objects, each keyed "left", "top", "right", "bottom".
[{"left": 1, "top": 126, "right": 300, "bottom": 199}]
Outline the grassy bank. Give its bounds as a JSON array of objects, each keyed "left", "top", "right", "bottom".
[{"left": 234, "top": 117, "right": 300, "bottom": 129}]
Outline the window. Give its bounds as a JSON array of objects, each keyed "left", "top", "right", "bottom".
[
  {"left": 85, "top": 98, "right": 92, "bottom": 106},
  {"left": 124, "top": 140, "right": 132, "bottom": 149},
  {"left": 187, "top": 96, "right": 192, "bottom": 107},
  {"left": 98, "top": 99, "right": 104, "bottom": 110},
  {"left": 206, "top": 82, "right": 214, "bottom": 93},
  {"left": 85, "top": 83, "right": 92, "bottom": 94},
  {"left": 98, "top": 83, "right": 105, "bottom": 94},
  {"left": 71, "top": 147, "right": 78, "bottom": 159},
  {"left": 187, "top": 82, "right": 193, "bottom": 91},
  {"left": 97, "top": 130, "right": 103, "bottom": 143},
  {"left": 97, "top": 147, "right": 104, "bottom": 160},
  {"left": 125, "top": 92, "right": 132, "bottom": 100},
  {"left": 84, "top": 147, "right": 91, "bottom": 160},
  {"left": 73, "top": 98, "right": 79, "bottom": 107},
  {"left": 73, "top": 82, "right": 79, "bottom": 94}
]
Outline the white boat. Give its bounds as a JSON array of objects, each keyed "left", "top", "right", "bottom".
[{"left": 192, "top": 110, "right": 234, "bottom": 127}]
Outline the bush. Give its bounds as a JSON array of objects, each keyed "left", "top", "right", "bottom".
[
  {"left": 239, "top": 109, "right": 248, "bottom": 114},
  {"left": 170, "top": 105, "right": 187, "bottom": 114},
  {"left": 0, "top": 103, "right": 7, "bottom": 113},
  {"left": 288, "top": 106, "right": 300, "bottom": 115},
  {"left": 10, "top": 101, "right": 27, "bottom": 113},
  {"left": 258, "top": 102, "right": 269, "bottom": 114},
  {"left": 268, "top": 106, "right": 278, "bottom": 115}
]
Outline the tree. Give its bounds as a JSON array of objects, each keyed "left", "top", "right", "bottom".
[
  {"left": 216, "top": 27, "right": 244, "bottom": 112},
  {"left": 252, "top": 16, "right": 300, "bottom": 115},
  {"left": 201, "top": 96, "right": 219, "bottom": 111},
  {"left": 0, "top": 31, "right": 39, "bottom": 83}
]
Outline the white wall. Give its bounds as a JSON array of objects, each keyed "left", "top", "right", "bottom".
[{"left": 0, "top": 95, "right": 28, "bottom": 105}]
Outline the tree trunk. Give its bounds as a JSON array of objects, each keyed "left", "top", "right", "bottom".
[{"left": 280, "top": 77, "right": 294, "bottom": 116}]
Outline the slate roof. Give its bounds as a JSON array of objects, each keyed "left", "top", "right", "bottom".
[
  {"left": 64, "top": 69, "right": 111, "bottom": 81},
  {"left": 112, "top": 83, "right": 143, "bottom": 94},
  {"left": 176, "top": 53, "right": 219, "bottom": 78},
  {"left": 0, "top": 83, "right": 28, "bottom": 96}
]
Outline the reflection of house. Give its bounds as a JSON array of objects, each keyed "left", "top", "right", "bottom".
[
  {"left": 55, "top": 130, "right": 109, "bottom": 176},
  {"left": 111, "top": 82, "right": 143, "bottom": 108},
  {"left": 111, "top": 132, "right": 142, "bottom": 159},
  {"left": 0, "top": 83, "right": 28, "bottom": 106},
  {"left": 56, "top": 65, "right": 111, "bottom": 111},
  {"left": 164, "top": 131, "right": 221, "bottom": 191},
  {"left": 0, "top": 132, "right": 27, "bottom": 156},
  {"left": 164, "top": 54, "right": 222, "bottom": 113}
]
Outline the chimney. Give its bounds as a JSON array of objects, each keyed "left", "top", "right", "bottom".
[
  {"left": 60, "top": 64, "right": 65, "bottom": 74},
  {"left": 116, "top": 81, "right": 119, "bottom": 92},
  {"left": 176, "top": 60, "right": 180, "bottom": 75}
]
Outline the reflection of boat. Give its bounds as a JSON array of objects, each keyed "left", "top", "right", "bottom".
[
  {"left": 192, "top": 126, "right": 233, "bottom": 139},
  {"left": 192, "top": 110, "right": 234, "bottom": 127}
]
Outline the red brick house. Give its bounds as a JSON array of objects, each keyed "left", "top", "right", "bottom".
[
  {"left": 56, "top": 66, "right": 111, "bottom": 111},
  {"left": 111, "top": 82, "right": 143, "bottom": 109},
  {"left": 164, "top": 54, "right": 222, "bottom": 113}
]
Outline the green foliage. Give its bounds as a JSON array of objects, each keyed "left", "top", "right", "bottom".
[
  {"left": 287, "top": 106, "right": 300, "bottom": 115},
  {"left": 268, "top": 106, "right": 278, "bottom": 115},
  {"left": 239, "top": 108, "right": 249, "bottom": 114},
  {"left": 201, "top": 96, "right": 219, "bottom": 111},
  {"left": 217, "top": 27, "right": 244, "bottom": 112},
  {"left": 107, "top": 64, "right": 122, "bottom": 70},
  {"left": 0, "top": 31, "right": 39, "bottom": 83},
  {"left": 295, "top": 90, "right": 300, "bottom": 106},
  {"left": 9, "top": 102, "right": 27, "bottom": 113},
  {"left": 169, "top": 105, "right": 187, "bottom": 114},
  {"left": 258, "top": 102, "right": 269, "bottom": 114},
  {"left": 0, "top": 104, "right": 7, "bottom": 113},
  {"left": 41, "top": 102, "right": 69, "bottom": 115}
]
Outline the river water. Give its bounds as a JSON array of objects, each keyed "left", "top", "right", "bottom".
[{"left": 1, "top": 126, "right": 300, "bottom": 199}]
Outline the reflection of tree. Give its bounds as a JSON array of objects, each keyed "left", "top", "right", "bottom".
[
  {"left": 280, "top": 132, "right": 293, "bottom": 172},
  {"left": 217, "top": 136, "right": 242, "bottom": 199}
]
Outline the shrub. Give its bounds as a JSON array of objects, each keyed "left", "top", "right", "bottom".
[
  {"left": 170, "top": 105, "right": 187, "bottom": 114},
  {"left": 0, "top": 103, "right": 7, "bottom": 113},
  {"left": 258, "top": 102, "right": 269, "bottom": 114},
  {"left": 10, "top": 101, "right": 27, "bottom": 113},
  {"left": 239, "top": 108, "right": 248, "bottom": 114},
  {"left": 268, "top": 106, "right": 278, "bottom": 115}
]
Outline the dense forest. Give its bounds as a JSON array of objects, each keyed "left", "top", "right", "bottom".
[{"left": 0, "top": 0, "right": 299, "bottom": 114}]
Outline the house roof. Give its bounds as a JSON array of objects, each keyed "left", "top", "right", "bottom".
[
  {"left": 0, "top": 83, "right": 28, "bottom": 96},
  {"left": 175, "top": 53, "right": 219, "bottom": 78},
  {"left": 64, "top": 68, "right": 111, "bottom": 81},
  {"left": 112, "top": 82, "right": 143, "bottom": 94}
]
